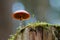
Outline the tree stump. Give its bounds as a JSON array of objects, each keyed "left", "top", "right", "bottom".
[{"left": 8, "top": 22, "right": 60, "bottom": 40}]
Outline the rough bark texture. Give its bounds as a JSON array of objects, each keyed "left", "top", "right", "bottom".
[{"left": 8, "top": 22, "right": 60, "bottom": 40}]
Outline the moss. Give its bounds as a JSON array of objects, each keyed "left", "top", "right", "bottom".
[
  {"left": 8, "top": 22, "right": 60, "bottom": 40},
  {"left": 8, "top": 34, "right": 17, "bottom": 40}
]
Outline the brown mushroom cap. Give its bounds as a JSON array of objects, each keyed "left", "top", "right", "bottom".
[{"left": 12, "top": 10, "right": 30, "bottom": 20}]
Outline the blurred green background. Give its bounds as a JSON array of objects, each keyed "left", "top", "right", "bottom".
[{"left": 0, "top": 0, "right": 60, "bottom": 40}]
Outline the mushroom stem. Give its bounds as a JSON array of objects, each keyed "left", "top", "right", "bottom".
[{"left": 19, "top": 20, "right": 24, "bottom": 28}]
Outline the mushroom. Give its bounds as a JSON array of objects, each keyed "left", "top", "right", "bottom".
[
  {"left": 12, "top": 10, "right": 30, "bottom": 21},
  {"left": 12, "top": 10, "right": 30, "bottom": 27}
]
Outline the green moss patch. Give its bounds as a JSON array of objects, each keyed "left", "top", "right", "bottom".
[{"left": 8, "top": 22, "right": 60, "bottom": 40}]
